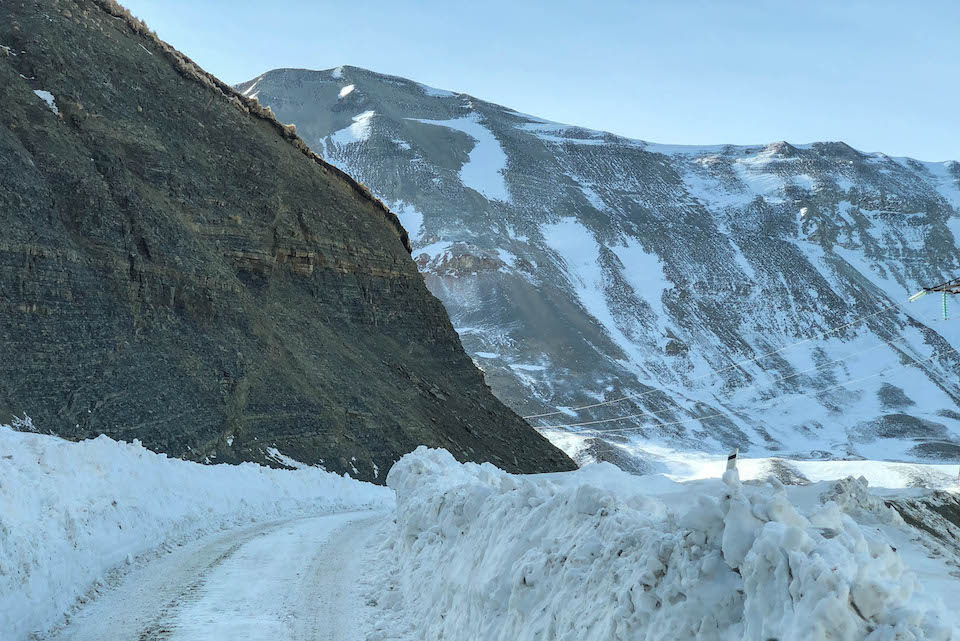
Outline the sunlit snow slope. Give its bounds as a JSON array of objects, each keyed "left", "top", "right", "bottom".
[{"left": 237, "top": 66, "right": 960, "bottom": 469}]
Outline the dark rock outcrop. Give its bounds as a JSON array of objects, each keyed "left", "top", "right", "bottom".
[{"left": 0, "top": 0, "right": 575, "bottom": 480}]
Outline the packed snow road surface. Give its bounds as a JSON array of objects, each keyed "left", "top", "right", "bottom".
[{"left": 46, "top": 512, "right": 384, "bottom": 641}]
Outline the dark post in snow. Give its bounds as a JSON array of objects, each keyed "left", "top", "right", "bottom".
[
  {"left": 726, "top": 448, "right": 739, "bottom": 472},
  {"left": 909, "top": 276, "right": 960, "bottom": 320}
]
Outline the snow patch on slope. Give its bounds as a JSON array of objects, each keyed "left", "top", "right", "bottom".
[
  {"left": 0, "top": 425, "right": 391, "bottom": 640},
  {"left": 265, "top": 446, "right": 322, "bottom": 471},
  {"left": 734, "top": 151, "right": 790, "bottom": 201},
  {"left": 331, "top": 110, "right": 376, "bottom": 145},
  {"left": 541, "top": 218, "right": 648, "bottom": 365},
  {"left": 609, "top": 236, "right": 670, "bottom": 320},
  {"left": 338, "top": 84, "right": 355, "bottom": 99},
  {"left": 241, "top": 76, "right": 262, "bottom": 97},
  {"left": 410, "top": 113, "right": 512, "bottom": 203},
  {"left": 926, "top": 161, "right": 960, "bottom": 205},
  {"left": 415, "top": 240, "right": 453, "bottom": 261},
  {"left": 391, "top": 200, "right": 425, "bottom": 241},
  {"left": 418, "top": 82, "right": 456, "bottom": 98}
]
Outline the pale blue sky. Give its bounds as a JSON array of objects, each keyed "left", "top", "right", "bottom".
[{"left": 122, "top": 0, "right": 958, "bottom": 161}]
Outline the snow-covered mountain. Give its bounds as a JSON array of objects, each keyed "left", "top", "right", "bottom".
[{"left": 237, "top": 66, "right": 960, "bottom": 469}]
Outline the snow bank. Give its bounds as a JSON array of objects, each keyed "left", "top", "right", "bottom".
[
  {"left": 372, "top": 447, "right": 950, "bottom": 641},
  {"left": 0, "top": 425, "right": 392, "bottom": 640}
]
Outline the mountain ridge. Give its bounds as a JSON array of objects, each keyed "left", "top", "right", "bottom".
[
  {"left": 238, "top": 64, "right": 960, "bottom": 470},
  {"left": 254, "top": 66, "right": 959, "bottom": 165}
]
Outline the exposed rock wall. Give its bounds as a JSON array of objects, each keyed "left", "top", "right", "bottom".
[{"left": 0, "top": 0, "right": 575, "bottom": 480}]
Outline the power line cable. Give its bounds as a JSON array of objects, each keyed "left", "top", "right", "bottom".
[
  {"left": 535, "top": 351, "right": 938, "bottom": 433},
  {"left": 533, "top": 334, "right": 911, "bottom": 429},
  {"left": 523, "top": 297, "right": 909, "bottom": 419}
]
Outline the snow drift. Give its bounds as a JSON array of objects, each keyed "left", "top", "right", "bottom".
[
  {"left": 374, "top": 447, "right": 951, "bottom": 641},
  {"left": 0, "top": 425, "right": 392, "bottom": 640}
]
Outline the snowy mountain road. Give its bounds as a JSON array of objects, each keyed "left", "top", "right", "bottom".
[{"left": 45, "top": 511, "right": 385, "bottom": 641}]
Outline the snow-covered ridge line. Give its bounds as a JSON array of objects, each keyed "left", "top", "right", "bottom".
[
  {"left": 276, "top": 65, "right": 950, "bottom": 164},
  {"left": 372, "top": 447, "right": 952, "bottom": 641},
  {"left": 0, "top": 425, "right": 393, "bottom": 641}
]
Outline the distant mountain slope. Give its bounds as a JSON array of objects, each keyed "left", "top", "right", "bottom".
[
  {"left": 0, "top": 3, "right": 574, "bottom": 481},
  {"left": 237, "top": 65, "right": 960, "bottom": 467}
]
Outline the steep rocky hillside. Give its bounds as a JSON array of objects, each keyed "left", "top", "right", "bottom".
[
  {"left": 238, "top": 66, "right": 960, "bottom": 468},
  {"left": 0, "top": 1, "right": 574, "bottom": 481}
]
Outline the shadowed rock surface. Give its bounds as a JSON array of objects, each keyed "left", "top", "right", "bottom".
[{"left": 0, "top": 0, "right": 574, "bottom": 480}]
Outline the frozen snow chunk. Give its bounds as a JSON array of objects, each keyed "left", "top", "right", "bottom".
[
  {"left": 338, "top": 84, "right": 355, "bottom": 99},
  {"left": 571, "top": 484, "right": 613, "bottom": 515},
  {"left": 721, "top": 494, "right": 763, "bottom": 567},
  {"left": 33, "top": 89, "right": 59, "bottom": 115}
]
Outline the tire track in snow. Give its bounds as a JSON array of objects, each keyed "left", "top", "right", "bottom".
[
  {"left": 135, "top": 529, "right": 272, "bottom": 641},
  {"left": 46, "top": 512, "right": 386, "bottom": 641}
]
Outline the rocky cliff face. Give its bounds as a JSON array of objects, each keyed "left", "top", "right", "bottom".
[
  {"left": 0, "top": 1, "right": 574, "bottom": 480},
  {"left": 238, "top": 66, "right": 960, "bottom": 468}
]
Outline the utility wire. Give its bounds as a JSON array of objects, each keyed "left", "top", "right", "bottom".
[
  {"left": 535, "top": 351, "right": 938, "bottom": 433},
  {"left": 533, "top": 334, "right": 911, "bottom": 430},
  {"left": 523, "top": 297, "right": 909, "bottom": 419}
]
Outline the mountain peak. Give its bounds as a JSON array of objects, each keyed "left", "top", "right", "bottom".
[
  {"left": 809, "top": 141, "right": 865, "bottom": 160},
  {"left": 764, "top": 140, "right": 799, "bottom": 157}
]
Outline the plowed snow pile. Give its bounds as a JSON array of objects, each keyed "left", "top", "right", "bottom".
[
  {"left": 0, "top": 425, "right": 392, "bottom": 640},
  {"left": 372, "top": 447, "right": 952, "bottom": 641}
]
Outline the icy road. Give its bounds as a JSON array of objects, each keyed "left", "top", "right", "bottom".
[{"left": 46, "top": 511, "right": 384, "bottom": 641}]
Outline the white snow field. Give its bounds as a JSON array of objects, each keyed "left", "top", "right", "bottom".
[
  {"left": 0, "top": 425, "right": 392, "bottom": 641},
  {"left": 370, "top": 447, "right": 957, "bottom": 641}
]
